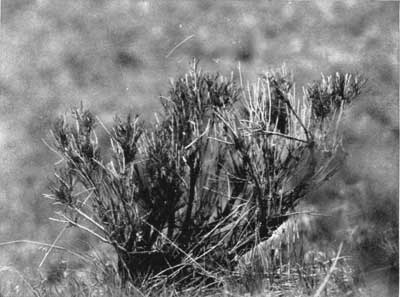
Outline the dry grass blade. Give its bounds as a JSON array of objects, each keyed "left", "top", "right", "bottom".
[
  {"left": 38, "top": 224, "right": 68, "bottom": 268},
  {"left": 166, "top": 35, "right": 195, "bottom": 58},
  {"left": 0, "top": 240, "right": 91, "bottom": 263},
  {"left": 312, "top": 241, "right": 344, "bottom": 297}
]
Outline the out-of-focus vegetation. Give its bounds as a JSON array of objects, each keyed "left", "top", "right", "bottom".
[{"left": 0, "top": 0, "right": 398, "bottom": 296}]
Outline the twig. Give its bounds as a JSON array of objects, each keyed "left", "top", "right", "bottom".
[
  {"left": 313, "top": 241, "right": 343, "bottom": 297},
  {"left": 166, "top": 35, "right": 195, "bottom": 58},
  {"left": 288, "top": 103, "right": 311, "bottom": 141},
  {"left": 214, "top": 111, "right": 239, "bottom": 139},
  {"left": 246, "top": 129, "right": 308, "bottom": 143},
  {"left": 95, "top": 115, "right": 112, "bottom": 137},
  {"left": 0, "top": 240, "right": 91, "bottom": 263},
  {"left": 54, "top": 213, "right": 109, "bottom": 243},
  {"left": 71, "top": 206, "right": 106, "bottom": 232},
  {"left": 273, "top": 211, "right": 334, "bottom": 218},
  {"left": 208, "top": 136, "right": 233, "bottom": 145},
  {"left": 184, "top": 120, "right": 210, "bottom": 150},
  {"left": 38, "top": 224, "right": 69, "bottom": 268}
]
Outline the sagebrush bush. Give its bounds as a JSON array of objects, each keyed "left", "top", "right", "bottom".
[{"left": 45, "top": 61, "right": 365, "bottom": 288}]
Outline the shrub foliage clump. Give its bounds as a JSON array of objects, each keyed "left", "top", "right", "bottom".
[{"left": 45, "top": 62, "right": 365, "bottom": 287}]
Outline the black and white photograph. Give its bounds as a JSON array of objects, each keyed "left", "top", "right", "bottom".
[{"left": 0, "top": 1, "right": 398, "bottom": 296}]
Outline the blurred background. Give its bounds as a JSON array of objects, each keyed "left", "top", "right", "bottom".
[{"left": 0, "top": 0, "right": 398, "bottom": 292}]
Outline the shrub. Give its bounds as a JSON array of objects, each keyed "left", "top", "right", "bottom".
[{"left": 44, "top": 61, "right": 365, "bottom": 288}]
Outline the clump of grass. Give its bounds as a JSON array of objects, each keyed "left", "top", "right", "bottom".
[{"left": 40, "top": 61, "right": 365, "bottom": 293}]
